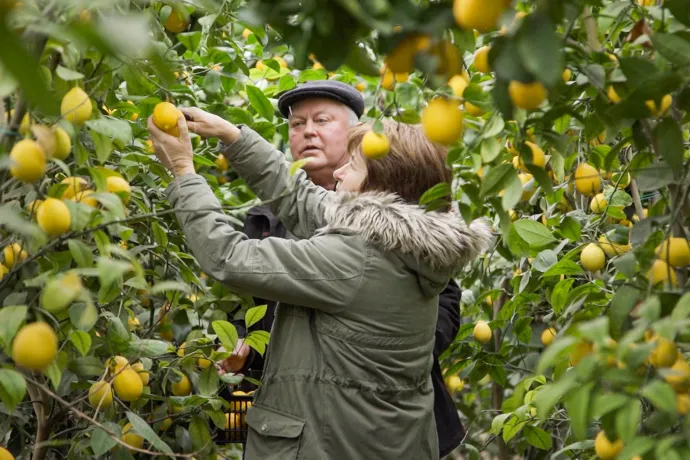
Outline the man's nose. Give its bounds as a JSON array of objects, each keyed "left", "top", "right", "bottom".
[{"left": 303, "top": 119, "right": 317, "bottom": 137}]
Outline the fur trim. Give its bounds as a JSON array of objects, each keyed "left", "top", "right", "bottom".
[{"left": 318, "top": 192, "right": 493, "bottom": 273}]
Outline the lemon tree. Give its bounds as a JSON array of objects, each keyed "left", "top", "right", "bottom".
[{"left": 1, "top": 0, "right": 690, "bottom": 459}]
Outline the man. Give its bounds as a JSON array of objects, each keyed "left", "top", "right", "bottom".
[{"left": 223, "top": 80, "right": 465, "bottom": 457}]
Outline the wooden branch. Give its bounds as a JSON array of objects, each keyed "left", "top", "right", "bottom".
[
  {"left": 492, "top": 277, "right": 511, "bottom": 460},
  {"left": 583, "top": 7, "right": 602, "bottom": 53}
]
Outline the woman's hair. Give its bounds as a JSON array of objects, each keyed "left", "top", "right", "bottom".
[{"left": 347, "top": 121, "right": 452, "bottom": 210}]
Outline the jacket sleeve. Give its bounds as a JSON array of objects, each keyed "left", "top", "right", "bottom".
[
  {"left": 434, "top": 279, "right": 461, "bottom": 359},
  {"left": 219, "top": 126, "right": 333, "bottom": 239},
  {"left": 167, "top": 174, "right": 364, "bottom": 312}
]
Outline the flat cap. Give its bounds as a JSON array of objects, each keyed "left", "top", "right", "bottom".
[{"left": 277, "top": 80, "right": 365, "bottom": 119}]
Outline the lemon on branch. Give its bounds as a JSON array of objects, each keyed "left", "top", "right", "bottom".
[
  {"left": 9, "top": 139, "right": 46, "bottom": 183},
  {"left": 509, "top": 81, "right": 548, "bottom": 110},
  {"left": 106, "top": 176, "right": 132, "bottom": 204},
  {"left": 453, "top": 0, "right": 509, "bottom": 33},
  {"left": 131, "top": 362, "right": 150, "bottom": 386},
  {"left": 52, "top": 126, "right": 72, "bottom": 160},
  {"left": 580, "top": 243, "right": 606, "bottom": 272},
  {"left": 3, "top": 243, "right": 27, "bottom": 269},
  {"left": 60, "top": 177, "right": 88, "bottom": 199},
  {"left": 106, "top": 355, "right": 130, "bottom": 374},
  {"left": 361, "top": 131, "right": 390, "bottom": 160},
  {"left": 164, "top": 7, "right": 189, "bottom": 33},
  {"left": 649, "top": 337, "right": 678, "bottom": 368},
  {"left": 472, "top": 46, "right": 491, "bottom": 74},
  {"left": 574, "top": 163, "right": 601, "bottom": 196},
  {"left": 385, "top": 34, "right": 430, "bottom": 73},
  {"left": 594, "top": 431, "right": 623, "bottom": 460},
  {"left": 121, "top": 423, "right": 144, "bottom": 450},
  {"left": 171, "top": 373, "right": 192, "bottom": 396},
  {"left": 646, "top": 259, "right": 677, "bottom": 287},
  {"left": 517, "top": 142, "right": 545, "bottom": 171},
  {"left": 473, "top": 320, "right": 492, "bottom": 344},
  {"left": 61, "top": 87, "right": 93, "bottom": 125},
  {"left": 448, "top": 74, "right": 468, "bottom": 97},
  {"left": 422, "top": 98, "right": 463, "bottom": 146},
  {"left": 11, "top": 322, "right": 58, "bottom": 371},
  {"left": 541, "top": 327, "right": 557, "bottom": 346},
  {"left": 655, "top": 237, "right": 690, "bottom": 268},
  {"left": 37, "top": 198, "right": 71, "bottom": 236},
  {"left": 113, "top": 368, "right": 144, "bottom": 402},
  {"left": 88, "top": 380, "right": 113, "bottom": 409}
]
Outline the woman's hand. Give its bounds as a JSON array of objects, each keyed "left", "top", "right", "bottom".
[
  {"left": 180, "top": 107, "right": 241, "bottom": 144},
  {"left": 148, "top": 115, "right": 195, "bottom": 177}
]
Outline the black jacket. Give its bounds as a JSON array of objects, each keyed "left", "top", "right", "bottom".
[{"left": 234, "top": 205, "right": 465, "bottom": 456}]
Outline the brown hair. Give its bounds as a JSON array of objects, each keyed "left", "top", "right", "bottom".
[{"left": 348, "top": 121, "right": 452, "bottom": 210}]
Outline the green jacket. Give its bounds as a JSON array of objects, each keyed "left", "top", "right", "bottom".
[{"left": 166, "top": 127, "right": 491, "bottom": 460}]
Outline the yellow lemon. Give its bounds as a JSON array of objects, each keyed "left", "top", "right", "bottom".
[
  {"left": 0, "top": 447, "right": 14, "bottom": 460},
  {"left": 541, "top": 327, "right": 557, "bottom": 346},
  {"left": 73, "top": 190, "right": 98, "bottom": 208},
  {"left": 164, "top": 8, "right": 189, "bottom": 33},
  {"left": 473, "top": 46, "right": 491, "bottom": 74},
  {"left": 215, "top": 154, "right": 229, "bottom": 171},
  {"left": 473, "top": 320, "right": 492, "bottom": 344},
  {"left": 562, "top": 68, "right": 572, "bottom": 82},
  {"left": 656, "top": 237, "right": 690, "bottom": 268},
  {"left": 380, "top": 66, "right": 407, "bottom": 91},
  {"left": 448, "top": 74, "right": 468, "bottom": 97},
  {"left": 53, "top": 126, "right": 71, "bottom": 160},
  {"left": 0, "top": 264, "right": 8, "bottom": 280},
  {"left": 40, "top": 271, "right": 82, "bottom": 314},
  {"left": 590, "top": 193, "right": 608, "bottom": 214},
  {"left": 594, "top": 431, "right": 623, "bottom": 460},
  {"left": 508, "top": 209, "right": 519, "bottom": 222},
  {"left": 677, "top": 394, "right": 690, "bottom": 415},
  {"left": 128, "top": 316, "right": 140, "bottom": 329},
  {"left": 26, "top": 199, "right": 43, "bottom": 215},
  {"left": 645, "top": 94, "right": 672, "bottom": 117},
  {"left": 421, "top": 98, "right": 464, "bottom": 146},
  {"left": 60, "top": 176, "right": 88, "bottom": 199},
  {"left": 646, "top": 259, "right": 677, "bottom": 287},
  {"left": 11, "top": 322, "right": 58, "bottom": 371},
  {"left": 361, "top": 131, "right": 390, "bottom": 160},
  {"left": 569, "top": 340, "right": 593, "bottom": 366},
  {"left": 152, "top": 102, "right": 183, "bottom": 136},
  {"left": 607, "top": 86, "right": 621, "bottom": 104},
  {"left": 445, "top": 375, "right": 465, "bottom": 393},
  {"left": 509, "top": 81, "right": 548, "bottom": 110},
  {"left": 453, "top": 0, "right": 509, "bottom": 32},
  {"left": 385, "top": 34, "right": 431, "bottom": 73},
  {"left": 3, "top": 243, "right": 27, "bottom": 269},
  {"left": 665, "top": 359, "right": 690, "bottom": 392},
  {"left": 131, "top": 362, "right": 150, "bottom": 386},
  {"left": 171, "top": 373, "right": 192, "bottom": 396},
  {"left": 518, "top": 173, "right": 535, "bottom": 201},
  {"left": 431, "top": 40, "right": 463, "bottom": 76},
  {"left": 581, "top": 243, "right": 606, "bottom": 272},
  {"left": 121, "top": 423, "right": 144, "bottom": 450},
  {"left": 574, "top": 163, "right": 601, "bottom": 196},
  {"left": 106, "top": 176, "right": 132, "bottom": 204},
  {"left": 242, "top": 28, "right": 252, "bottom": 39},
  {"left": 37, "top": 198, "right": 71, "bottom": 236},
  {"left": 61, "top": 87, "right": 92, "bottom": 125},
  {"left": 355, "top": 81, "right": 367, "bottom": 92},
  {"left": 464, "top": 102, "right": 485, "bottom": 117},
  {"left": 649, "top": 337, "right": 678, "bottom": 368},
  {"left": 518, "top": 141, "right": 545, "bottom": 171},
  {"left": 106, "top": 355, "right": 130, "bottom": 374},
  {"left": 88, "top": 380, "right": 113, "bottom": 409},
  {"left": 9, "top": 139, "right": 46, "bottom": 183},
  {"left": 197, "top": 356, "right": 212, "bottom": 369},
  {"left": 113, "top": 369, "right": 144, "bottom": 402},
  {"left": 598, "top": 235, "right": 630, "bottom": 257}
]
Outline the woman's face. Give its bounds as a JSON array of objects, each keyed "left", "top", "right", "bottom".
[{"left": 333, "top": 153, "right": 367, "bottom": 193}]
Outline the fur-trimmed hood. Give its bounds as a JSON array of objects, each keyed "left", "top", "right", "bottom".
[{"left": 318, "top": 192, "right": 493, "bottom": 294}]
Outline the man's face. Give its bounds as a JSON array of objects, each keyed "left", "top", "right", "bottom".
[{"left": 288, "top": 98, "right": 351, "bottom": 186}]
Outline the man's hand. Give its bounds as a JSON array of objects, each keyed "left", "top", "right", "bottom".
[
  {"left": 180, "top": 107, "right": 241, "bottom": 145},
  {"left": 148, "top": 115, "right": 195, "bottom": 177},
  {"left": 217, "top": 339, "right": 250, "bottom": 376}
]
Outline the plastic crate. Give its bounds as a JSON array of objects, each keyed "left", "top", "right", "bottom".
[{"left": 216, "top": 371, "right": 260, "bottom": 445}]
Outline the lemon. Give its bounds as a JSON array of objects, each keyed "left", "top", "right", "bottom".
[
  {"left": 171, "top": 373, "right": 192, "bottom": 396},
  {"left": 473, "top": 46, "right": 491, "bottom": 74},
  {"left": 646, "top": 259, "right": 677, "bottom": 287},
  {"left": 645, "top": 94, "right": 672, "bottom": 117},
  {"left": 432, "top": 40, "right": 463, "bottom": 76},
  {"left": 242, "top": 28, "right": 252, "bottom": 39},
  {"left": 385, "top": 34, "right": 431, "bottom": 73},
  {"left": 121, "top": 423, "right": 144, "bottom": 450},
  {"left": 113, "top": 369, "right": 144, "bottom": 402},
  {"left": 574, "top": 163, "right": 601, "bottom": 196},
  {"left": 361, "top": 131, "right": 390, "bottom": 160},
  {"left": 128, "top": 316, "right": 140, "bottom": 329},
  {"left": 473, "top": 320, "right": 492, "bottom": 344},
  {"left": 107, "top": 355, "right": 130, "bottom": 374},
  {"left": 464, "top": 102, "right": 485, "bottom": 117},
  {"left": 88, "top": 380, "right": 113, "bottom": 409},
  {"left": 590, "top": 193, "right": 608, "bottom": 214},
  {"left": 607, "top": 86, "right": 621, "bottom": 104},
  {"left": 598, "top": 235, "right": 630, "bottom": 257},
  {"left": 9, "top": 139, "right": 46, "bottom": 183},
  {"left": 594, "top": 431, "right": 623, "bottom": 460},
  {"left": 562, "top": 68, "right": 572, "bottom": 82},
  {"left": 41, "top": 271, "right": 82, "bottom": 314},
  {"left": 448, "top": 75, "right": 468, "bottom": 97},
  {"left": 508, "top": 209, "right": 519, "bottom": 222},
  {"left": 453, "top": 0, "right": 509, "bottom": 32},
  {"left": 678, "top": 394, "right": 690, "bottom": 415},
  {"left": 131, "top": 362, "right": 150, "bottom": 386},
  {"left": 569, "top": 340, "right": 593, "bottom": 366},
  {"left": 518, "top": 141, "right": 545, "bottom": 171},
  {"left": 649, "top": 337, "right": 678, "bottom": 368},
  {"left": 106, "top": 176, "right": 132, "bottom": 204},
  {"left": 164, "top": 8, "right": 189, "bottom": 33},
  {"left": 53, "top": 126, "right": 71, "bottom": 160},
  {"left": 152, "top": 102, "right": 183, "bottom": 136},
  {"left": 215, "top": 154, "right": 229, "bottom": 171},
  {"left": 445, "top": 375, "right": 465, "bottom": 393},
  {"left": 0, "top": 264, "right": 8, "bottom": 280},
  {"left": 197, "top": 357, "right": 213, "bottom": 369},
  {"left": 355, "top": 81, "right": 367, "bottom": 92},
  {"left": 60, "top": 177, "right": 88, "bottom": 199},
  {"left": 380, "top": 66, "right": 407, "bottom": 91},
  {"left": 581, "top": 243, "right": 606, "bottom": 272},
  {"left": 61, "top": 87, "right": 93, "bottom": 125},
  {"left": 422, "top": 98, "right": 464, "bottom": 146},
  {"left": 0, "top": 447, "right": 14, "bottom": 460},
  {"left": 3, "top": 243, "right": 27, "bottom": 269},
  {"left": 26, "top": 199, "right": 43, "bottom": 215},
  {"left": 159, "top": 416, "right": 173, "bottom": 431},
  {"left": 226, "top": 413, "right": 240, "bottom": 429},
  {"left": 73, "top": 190, "right": 98, "bottom": 208},
  {"left": 37, "top": 198, "right": 71, "bottom": 236},
  {"left": 541, "top": 327, "right": 557, "bottom": 346},
  {"left": 11, "top": 322, "right": 58, "bottom": 371},
  {"left": 518, "top": 173, "right": 535, "bottom": 201},
  {"left": 509, "top": 81, "right": 548, "bottom": 110},
  {"left": 665, "top": 359, "right": 690, "bottom": 392},
  {"left": 656, "top": 237, "right": 690, "bottom": 268}
]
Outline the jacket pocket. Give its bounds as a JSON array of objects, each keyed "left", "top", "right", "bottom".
[{"left": 244, "top": 404, "right": 305, "bottom": 460}]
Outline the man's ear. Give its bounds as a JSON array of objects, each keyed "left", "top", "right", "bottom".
[{"left": 356, "top": 121, "right": 364, "bottom": 127}]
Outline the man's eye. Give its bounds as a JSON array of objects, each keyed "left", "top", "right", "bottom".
[
  {"left": 316, "top": 118, "right": 329, "bottom": 124},
  {"left": 291, "top": 121, "right": 304, "bottom": 127}
]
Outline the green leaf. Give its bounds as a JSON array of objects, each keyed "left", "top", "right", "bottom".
[
  {"left": 125, "top": 411, "right": 174, "bottom": 455},
  {"left": 289, "top": 158, "right": 313, "bottom": 176},
  {"left": 150, "top": 281, "right": 189, "bottom": 295},
  {"left": 69, "top": 302, "right": 98, "bottom": 331},
  {"left": 619, "top": 57, "right": 659, "bottom": 87},
  {"left": 591, "top": 392, "right": 631, "bottom": 419},
  {"left": 86, "top": 117, "right": 132, "bottom": 144},
  {"left": 69, "top": 356, "right": 105, "bottom": 377},
  {"left": 245, "top": 305, "right": 267, "bottom": 329},
  {"left": 616, "top": 399, "right": 641, "bottom": 443},
  {"left": 345, "top": 44, "right": 380, "bottom": 76},
  {"left": 609, "top": 286, "right": 642, "bottom": 339},
  {"left": 480, "top": 163, "right": 517, "bottom": 197},
  {"left": 651, "top": 33, "right": 690, "bottom": 68},
  {"left": 564, "top": 382, "right": 593, "bottom": 440},
  {"left": 634, "top": 161, "right": 676, "bottom": 192},
  {"left": 56, "top": 65, "right": 85, "bottom": 81},
  {"left": 199, "top": 363, "right": 219, "bottom": 398},
  {"left": 92, "top": 422, "right": 120, "bottom": 456},
  {"left": 188, "top": 415, "right": 212, "bottom": 451},
  {"left": 0, "top": 305, "right": 27, "bottom": 348},
  {"left": 245, "top": 330, "right": 270, "bottom": 356},
  {"left": 513, "top": 220, "right": 556, "bottom": 247},
  {"left": 44, "top": 360, "right": 61, "bottom": 389},
  {"left": 420, "top": 183, "right": 451, "bottom": 206},
  {"left": 559, "top": 216, "right": 582, "bottom": 241},
  {"left": 654, "top": 118, "right": 684, "bottom": 171},
  {"left": 537, "top": 336, "right": 577, "bottom": 374},
  {"left": 532, "top": 250, "right": 558, "bottom": 272},
  {"left": 514, "top": 317, "right": 533, "bottom": 343},
  {"left": 542, "top": 259, "right": 584, "bottom": 278},
  {"left": 126, "top": 339, "right": 170, "bottom": 357},
  {"left": 246, "top": 85, "right": 274, "bottom": 121},
  {"left": 0, "top": 369, "right": 26, "bottom": 413},
  {"left": 534, "top": 371, "right": 578, "bottom": 420},
  {"left": 490, "top": 413, "right": 513, "bottom": 435},
  {"left": 177, "top": 31, "right": 202, "bottom": 52},
  {"left": 203, "top": 70, "right": 222, "bottom": 95},
  {"left": 68, "top": 239, "right": 94, "bottom": 268},
  {"left": 666, "top": 0, "right": 690, "bottom": 27},
  {"left": 502, "top": 416, "right": 524, "bottom": 442},
  {"left": 671, "top": 293, "right": 690, "bottom": 321},
  {"left": 151, "top": 221, "right": 169, "bottom": 247},
  {"left": 278, "top": 74, "right": 296, "bottom": 93},
  {"left": 212, "top": 320, "right": 238, "bottom": 351},
  {"left": 0, "top": 205, "right": 43, "bottom": 239},
  {"left": 517, "top": 13, "right": 563, "bottom": 86},
  {"left": 69, "top": 330, "right": 92, "bottom": 356},
  {"left": 523, "top": 425, "right": 552, "bottom": 450},
  {"left": 551, "top": 278, "right": 575, "bottom": 315},
  {"left": 641, "top": 380, "right": 677, "bottom": 415},
  {"left": 480, "top": 138, "right": 502, "bottom": 163}
]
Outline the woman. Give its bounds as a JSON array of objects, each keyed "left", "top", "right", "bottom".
[{"left": 148, "top": 108, "right": 491, "bottom": 460}]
